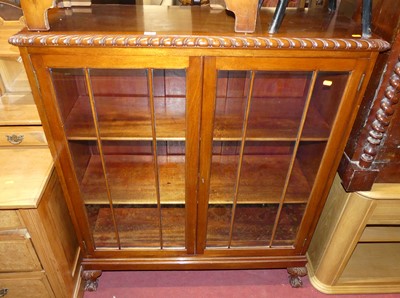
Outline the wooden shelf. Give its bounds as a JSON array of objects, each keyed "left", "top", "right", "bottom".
[
  {"left": 65, "top": 96, "right": 186, "bottom": 140},
  {"left": 63, "top": 95, "right": 331, "bottom": 141},
  {"left": 81, "top": 154, "right": 186, "bottom": 205},
  {"left": 81, "top": 153, "right": 311, "bottom": 205},
  {"left": 89, "top": 204, "right": 304, "bottom": 249},
  {"left": 206, "top": 203, "right": 306, "bottom": 248},
  {"left": 89, "top": 206, "right": 185, "bottom": 248},
  {"left": 210, "top": 155, "right": 312, "bottom": 204},
  {"left": 338, "top": 243, "right": 400, "bottom": 285},
  {"left": 214, "top": 97, "right": 331, "bottom": 141}
]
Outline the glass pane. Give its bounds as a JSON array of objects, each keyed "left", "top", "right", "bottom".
[
  {"left": 50, "top": 68, "right": 93, "bottom": 138},
  {"left": 231, "top": 204, "right": 278, "bottom": 247},
  {"left": 247, "top": 71, "right": 312, "bottom": 139},
  {"left": 162, "top": 206, "right": 185, "bottom": 247},
  {"left": 272, "top": 204, "right": 307, "bottom": 247},
  {"left": 86, "top": 204, "right": 117, "bottom": 248},
  {"left": 100, "top": 141, "right": 156, "bottom": 205},
  {"left": 89, "top": 69, "right": 151, "bottom": 139},
  {"left": 154, "top": 69, "right": 186, "bottom": 248},
  {"left": 207, "top": 205, "right": 232, "bottom": 247},
  {"left": 86, "top": 68, "right": 186, "bottom": 249},
  {"left": 157, "top": 141, "right": 186, "bottom": 248},
  {"left": 238, "top": 141, "right": 295, "bottom": 204},
  {"left": 209, "top": 141, "right": 240, "bottom": 204},
  {"left": 285, "top": 141, "right": 327, "bottom": 203},
  {"left": 207, "top": 70, "right": 314, "bottom": 248},
  {"left": 303, "top": 72, "right": 349, "bottom": 138},
  {"left": 213, "top": 70, "right": 250, "bottom": 139},
  {"left": 206, "top": 70, "right": 250, "bottom": 247},
  {"left": 67, "top": 140, "right": 117, "bottom": 248},
  {"left": 153, "top": 69, "right": 186, "bottom": 139},
  {"left": 273, "top": 72, "right": 349, "bottom": 246},
  {"left": 52, "top": 68, "right": 187, "bottom": 250},
  {"left": 50, "top": 67, "right": 118, "bottom": 249},
  {"left": 114, "top": 205, "right": 160, "bottom": 248}
]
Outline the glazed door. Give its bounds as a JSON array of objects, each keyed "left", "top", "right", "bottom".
[
  {"left": 32, "top": 55, "right": 201, "bottom": 255},
  {"left": 197, "top": 57, "right": 367, "bottom": 255}
]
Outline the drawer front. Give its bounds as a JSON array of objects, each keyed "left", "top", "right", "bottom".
[
  {"left": 0, "top": 272, "right": 53, "bottom": 298},
  {"left": 0, "top": 232, "right": 42, "bottom": 272},
  {"left": 0, "top": 127, "right": 47, "bottom": 147},
  {"left": 360, "top": 226, "right": 400, "bottom": 242},
  {"left": 0, "top": 211, "right": 22, "bottom": 230},
  {"left": 369, "top": 200, "right": 400, "bottom": 224}
]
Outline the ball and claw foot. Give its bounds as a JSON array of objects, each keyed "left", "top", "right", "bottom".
[
  {"left": 287, "top": 267, "right": 307, "bottom": 288},
  {"left": 82, "top": 270, "right": 102, "bottom": 292}
]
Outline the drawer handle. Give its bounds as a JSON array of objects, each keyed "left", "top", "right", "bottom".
[
  {"left": 0, "top": 288, "right": 8, "bottom": 297},
  {"left": 6, "top": 134, "right": 24, "bottom": 145}
]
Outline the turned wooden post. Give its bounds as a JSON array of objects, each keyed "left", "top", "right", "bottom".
[{"left": 20, "top": 0, "right": 56, "bottom": 31}]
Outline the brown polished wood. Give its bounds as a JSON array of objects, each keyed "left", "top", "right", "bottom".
[
  {"left": 224, "top": 0, "right": 259, "bottom": 33},
  {"left": 20, "top": 0, "right": 56, "bottom": 31},
  {"left": 12, "top": 4, "right": 387, "bottom": 290},
  {"left": 339, "top": 0, "right": 400, "bottom": 191}
]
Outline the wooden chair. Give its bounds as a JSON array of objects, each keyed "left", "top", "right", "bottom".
[{"left": 268, "top": 0, "right": 371, "bottom": 37}]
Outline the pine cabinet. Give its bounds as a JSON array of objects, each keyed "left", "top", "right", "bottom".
[
  {"left": 1, "top": 10, "right": 81, "bottom": 297},
  {"left": 11, "top": 4, "right": 389, "bottom": 290},
  {"left": 307, "top": 175, "right": 400, "bottom": 293}
]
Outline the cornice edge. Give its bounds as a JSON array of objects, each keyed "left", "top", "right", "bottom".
[{"left": 9, "top": 34, "right": 391, "bottom": 52}]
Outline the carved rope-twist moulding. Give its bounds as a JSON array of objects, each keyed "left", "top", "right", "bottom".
[
  {"left": 360, "top": 55, "right": 400, "bottom": 168},
  {"left": 9, "top": 34, "right": 390, "bottom": 51}
]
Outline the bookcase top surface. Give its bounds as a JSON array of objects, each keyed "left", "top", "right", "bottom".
[{"left": 9, "top": 5, "right": 390, "bottom": 52}]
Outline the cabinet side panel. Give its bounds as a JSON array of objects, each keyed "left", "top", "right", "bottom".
[
  {"left": 307, "top": 175, "right": 350, "bottom": 275},
  {"left": 307, "top": 175, "right": 375, "bottom": 285},
  {"left": 20, "top": 170, "right": 81, "bottom": 298}
]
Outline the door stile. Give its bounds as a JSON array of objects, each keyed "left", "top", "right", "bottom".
[
  {"left": 28, "top": 55, "right": 93, "bottom": 252},
  {"left": 196, "top": 57, "right": 217, "bottom": 254},
  {"left": 227, "top": 71, "right": 256, "bottom": 248},
  {"left": 84, "top": 69, "right": 121, "bottom": 249},
  {"left": 186, "top": 56, "right": 203, "bottom": 254},
  {"left": 148, "top": 69, "right": 164, "bottom": 249},
  {"left": 268, "top": 71, "right": 319, "bottom": 247}
]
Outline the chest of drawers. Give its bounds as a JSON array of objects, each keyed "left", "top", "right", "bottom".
[{"left": 0, "top": 10, "right": 82, "bottom": 297}]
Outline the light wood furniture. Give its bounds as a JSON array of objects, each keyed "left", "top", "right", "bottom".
[
  {"left": 0, "top": 10, "right": 39, "bottom": 124},
  {"left": 307, "top": 175, "right": 400, "bottom": 294},
  {"left": 12, "top": 3, "right": 389, "bottom": 290},
  {"left": 0, "top": 8, "right": 82, "bottom": 297},
  {"left": 0, "top": 150, "right": 82, "bottom": 298},
  {"left": 0, "top": 17, "right": 31, "bottom": 95}
]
